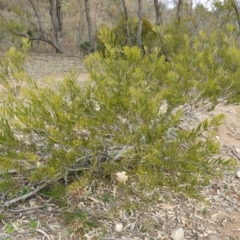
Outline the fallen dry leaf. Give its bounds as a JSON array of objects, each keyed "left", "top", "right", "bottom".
[
  {"left": 171, "top": 227, "right": 185, "bottom": 240},
  {"left": 115, "top": 171, "right": 128, "bottom": 184},
  {"left": 36, "top": 229, "right": 51, "bottom": 240},
  {"left": 87, "top": 196, "right": 104, "bottom": 205},
  {"left": 157, "top": 203, "right": 177, "bottom": 210}
]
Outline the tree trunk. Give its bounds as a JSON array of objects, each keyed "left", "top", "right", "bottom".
[
  {"left": 177, "top": 0, "right": 183, "bottom": 23},
  {"left": 121, "top": 0, "right": 132, "bottom": 46},
  {"left": 188, "top": 0, "right": 193, "bottom": 16},
  {"left": 154, "top": 0, "right": 162, "bottom": 26},
  {"left": 136, "top": 0, "right": 143, "bottom": 47},
  {"left": 29, "top": 0, "right": 44, "bottom": 38},
  {"left": 231, "top": 0, "right": 240, "bottom": 30},
  {"left": 49, "top": 0, "right": 63, "bottom": 53},
  {"left": 84, "top": 0, "right": 94, "bottom": 53}
]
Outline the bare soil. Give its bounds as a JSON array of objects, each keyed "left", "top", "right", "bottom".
[
  {"left": 24, "top": 53, "right": 89, "bottom": 82},
  {"left": 1, "top": 53, "right": 240, "bottom": 240}
]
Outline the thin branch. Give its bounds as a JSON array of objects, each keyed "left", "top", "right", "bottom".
[
  {"left": 230, "top": 146, "right": 240, "bottom": 161},
  {"left": 28, "top": 0, "right": 44, "bottom": 37},
  {"left": 13, "top": 32, "right": 61, "bottom": 52},
  {"left": 3, "top": 175, "right": 63, "bottom": 208},
  {"left": 220, "top": 193, "right": 240, "bottom": 212},
  {"left": 0, "top": 11, "right": 61, "bottom": 53},
  {"left": 6, "top": 204, "right": 56, "bottom": 213},
  {"left": 0, "top": 166, "right": 35, "bottom": 175}
]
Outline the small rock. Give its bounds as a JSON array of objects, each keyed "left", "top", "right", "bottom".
[
  {"left": 115, "top": 222, "right": 123, "bottom": 232},
  {"left": 47, "top": 206, "right": 53, "bottom": 211},
  {"left": 170, "top": 227, "right": 185, "bottom": 240},
  {"left": 207, "top": 234, "right": 219, "bottom": 240},
  {"left": 235, "top": 148, "right": 240, "bottom": 154},
  {"left": 236, "top": 170, "right": 240, "bottom": 179}
]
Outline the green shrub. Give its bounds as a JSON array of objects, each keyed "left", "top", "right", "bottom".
[
  {"left": 0, "top": 27, "right": 238, "bottom": 205},
  {"left": 112, "top": 14, "right": 137, "bottom": 46},
  {"left": 85, "top": 28, "right": 236, "bottom": 197},
  {"left": 79, "top": 39, "right": 91, "bottom": 55},
  {"left": 95, "top": 24, "right": 112, "bottom": 55}
]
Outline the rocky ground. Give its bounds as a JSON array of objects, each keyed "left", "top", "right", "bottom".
[{"left": 0, "top": 53, "right": 240, "bottom": 240}]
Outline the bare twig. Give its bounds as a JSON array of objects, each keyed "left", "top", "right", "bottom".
[
  {"left": 227, "top": 133, "right": 240, "bottom": 141},
  {"left": 230, "top": 147, "right": 240, "bottom": 161},
  {"left": 3, "top": 175, "right": 63, "bottom": 207},
  {"left": 36, "top": 229, "right": 51, "bottom": 240},
  {"left": 6, "top": 204, "right": 56, "bottom": 213},
  {"left": 0, "top": 166, "right": 36, "bottom": 175},
  {"left": 220, "top": 193, "right": 240, "bottom": 212}
]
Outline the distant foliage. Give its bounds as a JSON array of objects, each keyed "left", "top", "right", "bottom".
[
  {"left": 79, "top": 39, "right": 91, "bottom": 55},
  {"left": 95, "top": 24, "right": 112, "bottom": 55},
  {"left": 95, "top": 15, "right": 159, "bottom": 53}
]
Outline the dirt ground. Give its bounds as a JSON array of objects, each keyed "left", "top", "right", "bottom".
[
  {"left": 1, "top": 53, "right": 240, "bottom": 240},
  {"left": 24, "top": 53, "right": 89, "bottom": 83}
]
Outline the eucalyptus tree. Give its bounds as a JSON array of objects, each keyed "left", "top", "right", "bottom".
[
  {"left": 177, "top": 0, "right": 184, "bottom": 22},
  {"left": 49, "top": 0, "right": 63, "bottom": 52},
  {"left": 136, "top": 0, "right": 143, "bottom": 46},
  {"left": 84, "top": 0, "right": 95, "bottom": 53},
  {"left": 154, "top": 0, "right": 162, "bottom": 25},
  {"left": 121, "top": 0, "right": 132, "bottom": 45}
]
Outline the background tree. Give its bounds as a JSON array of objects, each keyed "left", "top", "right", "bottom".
[
  {"left": 49, "top": 0, "right": 63, "bottom": 52},
  {"left": 121, "top": 0, "right": 132, "bottom": 45},
  {"left": 84, "top": 0, "right": 95, "bottom": 53},
  {"left": 177, "top": 0, "right": 183, "bottom": 22},
  {"left": 154, "top": 0, "right": 162, "bottom": 25},
  {"left": 136, "top": 0, "right": 143, "bottom": 46},
  {"left": 230, "top": 0, "right": 240, "bottom": 30}
]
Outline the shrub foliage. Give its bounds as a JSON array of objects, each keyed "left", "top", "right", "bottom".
[{"left": 0, "top": 26, "right": 238, "bottom": 205}]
